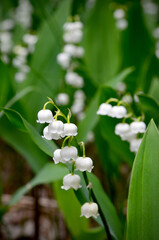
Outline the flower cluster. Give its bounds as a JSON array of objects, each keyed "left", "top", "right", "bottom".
[
  {"left": 13, "top": 34, "right": 38, "bottom": 83},
  {"left": 37, "top": 99, "right": 99, "bottom": 219},
  {"left": 0, "top": 21, "right": 14, "bottom": 63},
  {"left": 113, "top": 8, "right": 128, "bottom": 31},
  {"left": 55, "top": 16, "right": 86, "bottom": 120},
  {"left": 97, "top": 98, "right": 146, "bottom": 153},
  {"left": 0, "top": 0, "right": 38, "bottom": 84}
]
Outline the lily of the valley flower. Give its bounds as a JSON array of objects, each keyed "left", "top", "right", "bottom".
[
  {"left": 81, "top": 202, "right": 99, "bottom": 218},
  {"left": 60, "top": 146, "right": 78, "bottom": 162},
  {"left": 75, "top": 157, "right": 94, "bottom": 172},
  {"left": 37, "top": 109, "right": 53, "bottom": 123},
  {"left": 61, "top": 173, "right": 82, "bottom": 190}
]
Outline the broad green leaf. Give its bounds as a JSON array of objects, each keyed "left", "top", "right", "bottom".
[
  {"left": 121, "top": 2, "right": 153, "bottom": 93},
  {"left": 1, "top": 108, "right": 56, "bottom": 157},
  {"left": 77, "top": 92, "right": 99, "bottom": 142},
  {"left": 106, "top": 67, "right": 135, "bottom": 88},
  {"left": 126, "top": 119, "right": 159, "bottom": 240},
  {"left": 53, "top": 181, "right": 88, "bottom": 237},
  {"left": 0, "top": 116, "right": 47, "bottom": 172},
  {"left": 0, "top": 60, "right": 13, "bottom": 107},
  {"left": 0, "top": 86, "right": 34, "bottom": 118},
  {"left": 83, "top": 0, "right": 120, "bottom": 85},
  {"left": 87, "top": 173, "right": 123, "bottom": 240},
  {"left": 75, "top": 227, "right": 106, "bottom": 240},
  {"left": 149, "top": 78, "right": 159, "bottom": 102},
  {"left": 137, "top": 93, "right": 159, "bottom": 125},
  {"left": 9, "top": 163, "right": 68, "bottom": 206}
]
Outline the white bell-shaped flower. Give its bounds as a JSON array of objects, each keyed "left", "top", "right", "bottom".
[
  {"left": 42, "top": 126, "right": 61, "bottom": 140},
  {"left": 96, "top": 103, "right": 112, "bottom": 115},
  {"left": 81, "top": 202, "right": 99, "bottom": 218},
  {"left": 65, "top": 71, "right": 84, "bottom": 88},
  {"left": 113, "top": 9, "right": 125, "bottom": 19},
  {"left": 130, "top": 121, "right": 146, "bottom": 134},
  {"left": 48, "top": 120, "right": 64, "bottom": 135},
  {"left": 120, "top": 129, "right": 136, "bottom": 142},
  {"left": 63, "top": 29, "right": 83, "bottom": 43},
  {"left": 115, "top": 123, "right": 130, "bottom": 136},
  {"left": 64, "top": 123, "right": 78, "bottom": 136},
  {"left": 63, "top": 21, "right": 83, "bottom": 31},
  {"left": 53, "top": 149, "right": 65, "bottom": 164},
  {"left": 130, "top": 138, "right": 142, "bottom": 153},
  {"left": 37, "top": 109, "right": 53, "bottom": 123},
  {"left": 109, "top": 106, "right": 127, "bottom": 118},
  {"left": 42, "top": 126, "right": 53, "bottom": 140},
  {"left": 63, "top": 44, "right": 84, "bottom": 58},
  {"left": 57, "top": 52, "right": 70, "bottom": 69},
  {"left": 61, "top": 173, "right": 82, "bottom": 190},
  {"left": 75, "top": 157, "right": 94, "bottom": 172},
  {"left": 61, "top": 146, "right": 78, "bottom": 162},
  {"left": 74, "top": 90, "right": 86, "bottom": 100},
  {"left": 71, "top": 100, "right": 84, "bottom": 114},
  {"left": 55, "top": 93, "right": 69, "bottom": 106},
  {"left": 116, "top": 19, "right": 128, "bottom": 30}
]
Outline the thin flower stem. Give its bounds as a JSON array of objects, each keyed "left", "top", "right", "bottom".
[
  {"left": 62, "top": 136, "right": 70, "bottom": 148},
  {"left": 43, "top": 101, "right": 55, "bottom": 110},
  {"left": 106, "top": 98, "right": 118, "bottom": 104},
  {"left": 71, "top": 161, "right": 75, "bottom": 174},
  {"left": 82, "top": 172, "right": 113, "bottom": 240},
  {"left": 68, "top": 136, "right": 74, "bottom": 147},
  {"left": 54, "top": 110, "right": 67, "bottom": 121},
  {"left": 79, "top": 142, "right": 85, "bottom": 158}
]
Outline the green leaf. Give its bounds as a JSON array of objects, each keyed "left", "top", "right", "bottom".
[
  {"left": 87, "top": 173, "right": 123, "bottom": 240},
  {"left": 9, "top": 163, "right": 68, "bottom": 206},
  {"left": 83, "top": 0, "right": 120, "bottom": 85},
  {"left": 75, "top": 227, "right": 106, "bottom": 240},
  {"left": 1, "top": 108, "right": 56, "bottom": 157},
  {"left": 0, "top": 60, "right": 13, "bottom": 107},
  {"left": 106, "top": 67, "right": 135, "bottom": 88},
  {"left": 0, "top": 116, "right": 47, "bottom": 172},
  {"left": 137, "top": 93, "right": 159, "bottom": 125},
  {"left": 0, "top": 86, "right": 34, "bottom": 118},
  {"left": 126, "top": 119, "right": 159, "bottom": 240},
  {"left": 77, "top": 92, "right": 99, "bottom": 142},
  {"left": 53, "top": 181, "right": 88, "bottom": 237}
]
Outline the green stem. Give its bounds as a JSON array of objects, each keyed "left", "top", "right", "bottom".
[
  {"left": 72, "top": 162, "right": 75, "bottom": 174},
  {"left": 43, "top": 100, "right": 55, "bottom": 110},
  {"left": 82, "top": 172, "right": 113, "bottom": 240},
  {"left": 68, "top": 136, "right": 74, "bottom": 147},
  {"left": 89, "top": 187, "right": 92, "bottom": 202},
  {"left": 106, "top": 98, "right": 118, "bottom": 104},
  {"left": 79, "top": 142, "right": 85, "bottom": 158},
  {"left": 62, "top": 136, "right": 70, "bottom": 148},
  {"left": 54, "top": 110, "right": 67, "bottom": 121}
]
